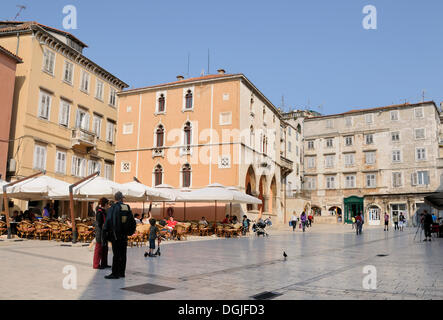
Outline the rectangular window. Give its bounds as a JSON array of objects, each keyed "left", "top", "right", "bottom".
[
  {"left": 392, "top": 150, "right": 401, "bottom": 162},
  {"left": 59, "top": 100, "right": 70, "bottom": 127},
  {"left": 80, "top": 70, "right": 90, "bottom": 93},
  {"left": 392, "top": 172, "right": 402, "bottom": 188},
  {"left": 326, "top": 119, "right": 333, "bottom": 128},
  {"left": 412, "top": 171, "right": 430, "bottom": 186},
  {"left": 38, "top": 91, "right": 52, "bottom": 120},
  {"left": 109, "top": 87, "right": 117, "bottom": 107},
  {"left": 75, "top": 108, "right": 90, "bottom": 131},
  {"left": 106, "top": 121, "right": 115, "bottom": 143},
  {"left": 305, "top": 177, "right": 316, "bottom": 190},
  {"left": 326, "top": 138, "right": 333, "bottom": 148},
  {"left": 390, "top": 110, "right": 399, "bottom": 121},
  {"left": 365, "top": 114, "right": 373, "bottom": 124},
  {"left": 71, "top": 156, "right": 86, "bottom": 177},
  {"left": 344, "top": 153, "right": 355, "bottom": 166},
  {"left": 365, "top": 134, "right": 373, "bottom": 145},
  {"left": 366, "top": 173, "right": 376, "bottom": 188},
  {"left": 345, "top": 175, "right": 356, "bottom": 188},
  {"left": 306, "top": 157, "right": 316, "bottom": 169},
  {"left": 88, "top": 159, "right": 101, "bottom": 175},
  {"left": 345, "top": 117, "right": 352, "bottom": 127},
  {"left": 416, "top": 148, "right": 426, "bottom": 161},
  {"left": 104, "top": 163, "right": 113, "bottom": 180},
  {"left": 42, "top": 49, "right": 55, "bottom": 74},
  {"left": 307, "top": 141, "right": 314, "bottom": 150},
  {"left": 365, "top": 151, "right": 376, "bottom": 164},
  {"left": 63, "top": 60, "right": 73, "bottom": 84},
  {"left": 288, "top": 127, "right": 292, "bottom": 136},
  {"left": 55, "top": 150, "right": 67, "bottom": 174},
  {"left": 95, "top": 80, "right": 104, "bottom": 100},
  {"left": 415, "top": 128, "right": 425, "bottom": 140},
  {"left": 391, "top": 131, "right": 400, "bottom": 142},
  {"left": 325, "top": 155, "right": 335, "bottom": 168},
  {"left": 92, "top": 115, "right": 102, "bottom": 138},
  {"left": 414, "top": 107, "right": 424, "bottom": 118},
  {"left": 296, "top": 145, "right": 299, "bottom": 156},
  {"left": 326, "top": 176, "right": 335, "bottom": 189},
  {"left": 33, "top": 145, "right": 47, "bottom": 170},
  {"left": 345, "top": 136, "right": 353, "bottom": 146}
]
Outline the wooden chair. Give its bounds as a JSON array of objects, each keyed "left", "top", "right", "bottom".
[
  {"left": 34, "top": 222, "right": 51, "bottom": 240},
  {"left": 0, "top": 221, "right": 6, "bottom": 236},
  {"left": 198, "top": 224, "right": 210, "bottom": 236},
  {"left": 174, "top": 224, "right": 188, "bottom": 241},
  {"left": 18, "top": 221, "right": 36, "bottom": 239},
  {"left": 191, "top": 223, "right": 200, "bottom": 235},
  {"left": 48, "top": 222, "right": 62, "bottom": 241},
  {"left": 77, "top": 223, "right": 94, "bottom": 242},
  {"left": 60, "top": 223, "right": 72, "bottom": 242},
  {"left": 216, "top": 224, "right": 225, "bottom": 237}
]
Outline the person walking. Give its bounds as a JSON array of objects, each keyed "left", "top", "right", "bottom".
[
  {"left": 351, "top": 216, "right": 356, "bottom": 230},
  {"left": 290, "top": 212, "right": 298, "bottom": 231},
  {"left": 355, "top": 213, "right": 363, "bottom": 235},
  {"left": 300, "top": 212, "right": 307, "bottom": 232},
  {"left": 393, "top": 213, "right": 399, "bottom": 231},
  {"left": 146, "top": 218, "right": 159, "bottom": 257},
  {"left": 384, "top": 212, "right": 390, "bottom": 231},
  {"left": 308, "top": 213, "right": 313, "bottom": 227},
  {"left": 399, "top": 212, "right": 405, "bottom": 231},
  {"left": 423, "top": 210, "right": 433, "bottom": 242},
  {"left": 93, "top": 198, "right": 111, "bottom": 269},
  {"left": 103, "top": 192, "right": 136, "bottom": 279}
]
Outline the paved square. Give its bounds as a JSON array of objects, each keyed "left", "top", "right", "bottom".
[{"left": 0, "top": 225, "right": 442, "bottom": 300}]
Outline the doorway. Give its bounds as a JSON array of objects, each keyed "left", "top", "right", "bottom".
[
  {"left": 344, "top": 196, "right": 364, "bottom": 224},
  {"left": 368, "top": 205, "right": 380, "bottom": 226}
]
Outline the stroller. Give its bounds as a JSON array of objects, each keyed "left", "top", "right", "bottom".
[{"left": 252, "top": 220, "right": 269, "bottom": 237}]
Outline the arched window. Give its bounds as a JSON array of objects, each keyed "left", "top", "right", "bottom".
[
  {"left": 182, "top": 163, "right": 191, "bottom": 188},
  {"left": 158, "top": 94, "right": 165, "bottom": 112},
  {"left": 156, "top": 125, "right": 164, "bottom": 147},
  {"left": 250, "top": 95, "right": 254, "bottom": 110},
  {"left": 154, "top": 164, "right": 163, "bottom": 186},
  {"left": 184, "top": 122, "right": 192, "bottom": 149},
  {"left": 185, "top": 90, "right": 193, "bottom": 109}
]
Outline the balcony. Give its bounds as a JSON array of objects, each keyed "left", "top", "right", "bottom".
[
  {"left": 280, "top": 155, "right": 293, "bottom": 176},
  {"left": 71, "top": 128, "right": 97, "bottom": 150}
]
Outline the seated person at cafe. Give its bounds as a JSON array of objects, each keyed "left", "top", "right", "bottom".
[
  {"left": 199, "top": 217, "right": 209, "bottom": 227},
  {"left": 231, "top": 215, "right": 238, "bottom": 224},
  {"left": 12, "top": 210, "right": 22, "bottom": 222},
  {"left": 222, "top": 215, "right": 230, "bottom": 224},
  {"left": 134, "top": 213, "right": 142, "bottom": 224},
  {"left": 166, "top": 216, "right": 178, "bottom": 233}
]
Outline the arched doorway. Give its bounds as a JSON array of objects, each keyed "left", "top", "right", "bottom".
[
  {"left": 311, "top": 206, "right": 321, "bottom": 216},
  {"left": 367, "top": 204, "right": 381, "bottom": 226},
  {"left": 344, "top": 196, "right": 364, "bottom": 224},
  {"left": 329, "top": 206, "right": 343, "bottom": 223},
  {"left": 245, "top": 166, "right": 256, "bottom": 211},
  {"left": 258, "top": 175, "right": 267, "bottom": 213},
  {"left": 269, "top": 176, "right": 277, "bottom": 214}
]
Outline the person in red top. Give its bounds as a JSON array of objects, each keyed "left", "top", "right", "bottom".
[
  {"left": 166, "top": 216, "right": 177, "bottom": 231},
  {"left": 222, "top": 215, "right": 230, "bottom": 224}
]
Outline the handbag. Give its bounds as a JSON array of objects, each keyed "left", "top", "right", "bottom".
[{"left": 289, "top": 221, "right": 292, "bottom": 227}]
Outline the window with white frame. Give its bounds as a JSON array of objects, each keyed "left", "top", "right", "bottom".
[
  {"left": 412, "top": 171, "right": 430, "bottom": 186},
  {"left": 92, "top": 115, "right": 102, "bottom": 138},
  {"left": 326, "top": 138, "right": 334, "bottom": 148},
  {"left": 95, "top": 80, "right": 104, "bottom": 100},
  {"left": 345, "top": 136, "right": 353, "bottom": 146},
  {"left": 80, "top": 70, "right": 90, "bottom": 93},
  {"left": 344, "top": 153, "right": 355, "bottom": 166},
  {"left": 71, "top": 156, "right": 86, "bottom": 177},
  {"left": 365, "top": 151, "right": 376, "bottom": 164},
  {"left": 416, "top": 148, "right": 426, "bottom": 161},
  {"left": 58, "top": 99, "right": 70, "bottom": 127},
  {"left": 415, "top": 128, "right": 425, "bottom": 140},
  {"left": 75, "top": 108, "right": 90, "bottom": 130},
  {"left": 326, "top": 176, "right": 336, "bottom": 189},
  {"left": 63, "top": 60, "right": 73, "bottom": 84},
  {"left": 307, "top": 140, "right": 314, "bottom": 150},
  {"left": 106, "top": 121, "right": 115, "bottom": 143},
  {"left": 325, "top": 155, "right": 335, "bottom": 168},
  {"left": 109, "top": 87, "right": 117, "bottom": 107},
  {"left": 38, "top": 90, "right": 52, "bottom": 120},
  {"left": 156, "top": 92, "right": 166, "bottom": 113},
  {"left": 305, "top": 176, "right": 316, "bottom": 190},
  {"left": 296, "top": 145, "right": 299, "bottom": 156},
  {"left": 390, "top": 110, "right": 399, "bottom": 121},
  {"left": 366, "top": 173, "right": 376, "bottom": 188},
  {"left": 391, "top": 131, "right": 400, "bottom": 142},
  {"left": 392, "top": 150, "right": 401, "bottom": 162},
  {"left": 42, "top": 49, "right": 55, "bottom": 75},
  {"left": 288, "top": 126, "right": 292, "bottom": 136},
  {"left": 306, "top": 156, "right": 316, "bottom": 169},
  {"left": 288, "top": 141, "right": 292, "bottom": 153},
  {"left": 345, "top": 117, "right": 352, "bottom": 127},
  {"left": 345, "top": 175, "right": 356, "bottom": 188},
  {"left": 120, "top": 161, "right": 131, "bottom": 173},
  {"left": 326, "top": 119, "right": 333, "bottom": 128},
  {"left": 33, "top": 144, "right": 47, "bottom": 170},
  {"left": 365, "top": 114, "right": 373, "bottom": 124},
  {"left": 88, "top": 159, "right": 101, "bottom": 175},
  {"left": 153, "top": 164, "right": 163, "bottom": 186},
  {"left": 104, "top": 163, "right": 113, "bottom": 180},
  {"left": 55, "top": 150, "right": 66, "bottom": 174},
  {"left": 365, "top": 134, "right": 373, "bottom": 145},
  {"left": 183, "top": 88, "right": 194, "bottom": 110},
  {"left": 414, "top": 107, "right": 424, "bottom": 118},
  {"left": 122, "top": 123, "right": 134, "bottom": 135},
  {"left": 182, "top": 164, "right": 191, "bottom": 187},
  {"left": 392, "top": 172, "right": 402, "bottom": 188}
]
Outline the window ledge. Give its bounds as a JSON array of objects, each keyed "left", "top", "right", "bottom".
[
  {"left": 155, "top": 111, "right": 166, "bottom": 116},
  {"left": 42, "top": 69, "right": 55, "bottom": 77},
  {"left": 182, "top": 108, "right": 194, "bottom": 113}
]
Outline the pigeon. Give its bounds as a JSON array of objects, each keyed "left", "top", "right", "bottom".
[{"left": 283, "top": 251, "right": 287, "bottom": 259}]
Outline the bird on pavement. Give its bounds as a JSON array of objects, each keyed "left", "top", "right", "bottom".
[{"left": 283, "top": 251, "right": 287, "bottom": 259}]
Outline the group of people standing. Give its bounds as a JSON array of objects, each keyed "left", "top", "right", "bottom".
[
  {"left": 383, "top": 212, "right": 406, "bottom": 232},
  {"left": 289, "top": 211, "right": 313, "bottom": 232}
]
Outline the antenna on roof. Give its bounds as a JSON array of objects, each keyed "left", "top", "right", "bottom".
[
  {"left": 207, "top": 48, "right": 210, "bottom": 75},
  {"left": 281, "top": 95, "right": 285, "bottom": 111},
  {"left": 422, "top": 90, "right": 426, "bottom": 102},
  {"left": 187, "top": 53, "right": 190, "bottom": 78},
  {"left": 13, "top": 5, "right": 26, "bottom": 21}
]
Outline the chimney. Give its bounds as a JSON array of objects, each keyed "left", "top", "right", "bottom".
[
  {"left": 176, "top": 75, "right": 184, "bottom": 81},
  {"left": 217, "top": 69, "right": 226, "bottom": 75}
]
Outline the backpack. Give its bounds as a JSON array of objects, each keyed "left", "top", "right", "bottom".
[{"left": 119, "top": 203, "right": 136, "bottom": 236}]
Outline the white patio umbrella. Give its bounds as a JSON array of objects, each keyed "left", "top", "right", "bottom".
[
  {"left": 226, "top": 187, "right": 262, "bottom": 205},
  {"left": 2, "top": 175, "right": 71, "bottom": 200},
  {"left": 72, "top": 176, "right": 142, "bottom": 200},
  {"left": 121, "top": 181, "right": 172, "bottom": 202}
]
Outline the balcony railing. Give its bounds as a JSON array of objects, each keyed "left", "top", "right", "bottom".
[{"left": 71, "top": 128, "right": 97, "bottom": 148}]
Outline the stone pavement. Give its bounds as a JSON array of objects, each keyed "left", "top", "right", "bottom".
[{"left": 0, "top": 224, "right": 442, "bottom": 300}]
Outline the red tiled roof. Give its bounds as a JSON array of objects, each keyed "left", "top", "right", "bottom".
[
  {"left": 306, "top": 101, "right": 437, "bottom": 120},
  {"left": 121, "top": 73, "right": 242, "bottom": 94},
  {"left": 0, "top": 45, "right": 23, "bottom": 63},
  {"left": 0, "top": 21, "right": 88, "bottom": 48}
]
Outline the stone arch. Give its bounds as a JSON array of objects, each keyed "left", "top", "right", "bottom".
[
  {"left": 311, "top": 205, "right": 322, "bottom": 216},
  {"left": 258, "top": 175, "right": 268, "bottom": 214},
  {"left": 245, "top": 165, "right": 257, "bottom": 211},
  {"left": 269, "top": 175, "right": 277, "bottom": 214}
]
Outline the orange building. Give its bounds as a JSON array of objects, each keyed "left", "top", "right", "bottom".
[
  {"left": 0, "top": 45, "right": 22, "bottom": 179},
  {"left": 116, "top": 71, "right": 296, "bottom": 224}
]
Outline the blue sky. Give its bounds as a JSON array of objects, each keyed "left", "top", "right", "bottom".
[{"left": 2, "top": 0, "right": 443, "bottom": 115}]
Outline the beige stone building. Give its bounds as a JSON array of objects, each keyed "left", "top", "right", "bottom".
[
  {"left": 302, "top": 101, "right": 441, "bottom": 225},
  {"left": 0, "top": 21, "right": 128, "bottom": 216}
]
